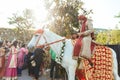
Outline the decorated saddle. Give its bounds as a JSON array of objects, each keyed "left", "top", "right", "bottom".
[{"left": 75, "top": 45, "right": 114, "bottom": 80}]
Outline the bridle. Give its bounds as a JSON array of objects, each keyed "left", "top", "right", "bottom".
[{"left": 35, "top": 32, "right": 66, "bottom": 48}]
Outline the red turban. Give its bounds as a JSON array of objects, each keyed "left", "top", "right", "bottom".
[
  {"left": 78, "top": 15, "right": 87, "bottom": 32},
  {"left": 78, "top": 15, "right": 87, "bottom": 21}
]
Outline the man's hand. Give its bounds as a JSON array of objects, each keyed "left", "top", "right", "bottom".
[{"left": 77, "top": 32, "right": 84, "bottom": 36}]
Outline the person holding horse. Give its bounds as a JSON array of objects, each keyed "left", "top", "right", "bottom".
[
  {"left": 31, "top": 48, "right": 45, "bottom": 80},
  {"left": 73, "top": 15, "right": 94, "bottom": 60}
]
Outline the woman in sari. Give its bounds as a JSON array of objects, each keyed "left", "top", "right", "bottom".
[
  {"left": 4, "top": 41, "right": 18, "bottom": 80},
  {"left": 0, "top": 41, "right": 5, "bottom": 79},
  {"left": 17, "top": 44, "right": 28, "bottom": 76}
]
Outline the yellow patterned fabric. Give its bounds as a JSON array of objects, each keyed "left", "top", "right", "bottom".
[{"left": 83, "top": 45, "right": 114, "bottom": 80}]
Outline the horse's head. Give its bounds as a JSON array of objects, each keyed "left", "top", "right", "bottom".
[{"left": 27, "top": 29, "right": 47, "bottom": 49}]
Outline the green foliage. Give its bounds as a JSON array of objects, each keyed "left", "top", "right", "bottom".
[
  {"left": 110, "top": 30, "right": 120, "bottom": 44},
  {"left": 96, "top": 32, "right": 108, "bottom": 45},
  {"left": 96, "top": 30, "right": 120, "bottom": 45}
]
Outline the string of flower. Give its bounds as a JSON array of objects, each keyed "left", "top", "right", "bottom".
[{"left": 55, "top": 40, "right": 66, "bottom": 64}]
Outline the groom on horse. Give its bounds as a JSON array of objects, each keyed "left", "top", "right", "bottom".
[
  {"left": 72, "top": 15, "right": 97, "bottom": 80},
  {"left": 73, "top": 15, "right": 94, "bottom": 61}
]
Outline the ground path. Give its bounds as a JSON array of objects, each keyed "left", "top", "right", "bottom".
[{"left": 18, "top": 69, "right": 50, "bottom": 80}]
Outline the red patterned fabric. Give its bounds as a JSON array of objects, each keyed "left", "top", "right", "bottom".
[{"left": 76, "top": 45, "right": 114, "bottom": 80}]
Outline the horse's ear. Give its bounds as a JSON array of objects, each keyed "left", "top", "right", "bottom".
[{"left": 34, "top": 29, "right": 44, "bottom": 34}]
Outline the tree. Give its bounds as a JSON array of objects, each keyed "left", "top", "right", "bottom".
[
  {"left": 43, "top": 0, "right": 91, "bottom": 37},
  {"left": 8, "top": 9, "right": 34, "bottom": 43}
]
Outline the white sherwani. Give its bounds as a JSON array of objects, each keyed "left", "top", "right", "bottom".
[{"left": 80, "top": 19, "right": 94, "bottom": 59}]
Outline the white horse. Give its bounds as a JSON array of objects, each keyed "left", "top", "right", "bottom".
[{"left": 27, "top": 29, "right": 120, "bottom": 80}]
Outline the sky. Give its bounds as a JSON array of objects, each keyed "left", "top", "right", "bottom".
[
  {"left": 0, "top": 0, "right": 47, "bottom": 28},
  {"left": 0, "top": 0, "right": 120, "bottom": 29},
  {"left": 83, "top": 0, "right": 120, "bottom": 29}
]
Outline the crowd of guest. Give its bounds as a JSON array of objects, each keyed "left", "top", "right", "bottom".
[
  {"left": 0, "top": 40, "right": 28, "bottom": 80},
  {"left": 0, "top": 39, "right": 67, "bottom": 80}
]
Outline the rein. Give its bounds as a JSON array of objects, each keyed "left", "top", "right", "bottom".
[
  {"left": 35, "top": 34, "right": 66, "bottom": 48},
  {"left": 44, "top": 38, "right": 66, "bottom": 46}
]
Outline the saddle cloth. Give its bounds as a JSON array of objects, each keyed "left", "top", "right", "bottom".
[{"left": 76, "top": 45, "right": 114, "bottom": 80}]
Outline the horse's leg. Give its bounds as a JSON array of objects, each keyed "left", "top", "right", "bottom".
[
  {"left": 64, "top": 68, "right": 69, "bottom": 80},
  {"left": 111, "top": 49, "right": 120, "bottom": 80},
  {"left": 67, "top": 66, "right": 76, "bottom": 80}
]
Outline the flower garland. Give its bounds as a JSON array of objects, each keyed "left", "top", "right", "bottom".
[{"left": 55, "top": 40, "right": 66, "bottom": 64}]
